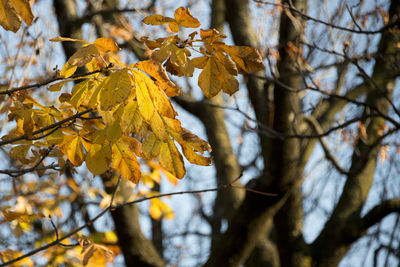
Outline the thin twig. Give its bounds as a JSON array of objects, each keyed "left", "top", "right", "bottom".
[
  {"left": 1, "top": 70, "right": 102, "bottom": 95},
  {"left": 253, "top": 0, "right": 397, "bottom": 34}
]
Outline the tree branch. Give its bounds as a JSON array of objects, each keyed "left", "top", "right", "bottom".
[{"left": 0, "top": 109, "right": 93, "bottom": 147}]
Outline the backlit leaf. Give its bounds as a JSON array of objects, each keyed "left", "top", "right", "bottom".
[
  {"left": 99, "top": 69, "right": 132, "bottom": 111},
  {"left": 135, "top": 60, "right": 181, "bottom": 97},
  {"left": 0, "top": 0, "right": 21, "bottom": 32},
  {"left": 142, "top": 14, "right": 179, "bottom": 32},
  {"left": 71, "top": 80, "right": 95, "bottom": 108},
  {"left": 86, "top": 143, "right": 112, "bottom": 176},
  {"left": 48, "top": 80, "right": 69, "bottom": 92},
  {"left": 174, "top": 7, "right": 200, "bottom": 28},
  {"left": 59, "top": 135, "right": 84, "bottom": 166},
  {"left": 219, "top": 44, "right": 264, "bottom": 73},
  {"left": 120, "top": 101, "right": 142, "bottom": 134},
  {"left": 133, "top": 71, "right": 155, "bottom": 121},
  {"left": 94, "top": 37, "right": 120, "bottom": 53},
  {"left": 112, "top": 140, "right": 141, "bottom": 183},
  {"left": 0, "top": 249, "right": 34, "bottom": 267},
  {"left": 198, "top": 57, "right": 221, "bottom": 98},
  {"left": 49, "top": 36, "right": 90, "bottom": 43},
  {"left": 143, "top": 133, "right": 161, "bottom": 159},
  {"left": 10, "top": 0, "right": 33, "bottom": 25},
  {"left": 159, "top": 138, "right": 185, "bottom": 179},
  {"left": 60, "top": 62, "right": 78, "bottom": 78},
  {"left": 149, "top": 198, "right": 174, "bottom": 220},
  {"left": 68, "top": 44, "right": 99, "bottom": 67}
]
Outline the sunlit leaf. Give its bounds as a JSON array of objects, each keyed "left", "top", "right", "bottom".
[
  {"left": 93, "top": 37, "right": 120, "bottom": 53},
  {"left": 174, "top": 7, "right": 200, "bottom": 28},
  {"left": 159, "top": 138, "right": 185, "bottom": 179},
  {"left": 143, "top": 133, "right": 161, "bottom": 159},
  {"left": 68, "top": 44, "right": 99, "bottom": 67},
  {"left": 99, "top": 69, "right": 132, "bottom": 111},
  {"left": 218, "top": 44, "right": 264, "bottom": 73},
  {"left": 49, "top": 36, "right": 90, "bottom": 43},
  {"left": 142, "top": 14, "right": 179, "bottom": 32},
  {"left": 60, "top": 62, "right": 78, "bottom": 78},
  {"left": 135, "top": 60, "right": 181, "bottom": 97},
  {"left": 112, "top": 140, "right": 141, "bottom": 183},
  {"left": 86, "top": 143, "right": 112, "bottom": 176},
  {"left": 120, "top": 101, "right": 142, "bottom": 134},
  {"left": 59, "top": 134, "right": 84, "bottom": 166}
]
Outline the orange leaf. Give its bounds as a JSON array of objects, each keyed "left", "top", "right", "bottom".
[
  {"left": 94, "top": 37, "right": 120, "bottom": 53},
  {"left": 174, "top": 7, "right": 200, "bottom": 28}
]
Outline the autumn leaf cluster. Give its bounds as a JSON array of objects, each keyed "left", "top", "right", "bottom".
[{"left": 0, "top": 6, "right": 264, "bottom": 266}]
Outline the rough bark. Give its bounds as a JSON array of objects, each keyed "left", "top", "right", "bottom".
[{"left": 103, "top": 176, "right": 166, "bottom": 267}]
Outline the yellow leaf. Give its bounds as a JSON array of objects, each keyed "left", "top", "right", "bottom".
[
  {"left": 121, "top": 135, "right": 143, "bottom": 158},
  {"left": 163, "top": 117, "right": 182, "bottom": 133},
  {"left": 99, "top": 69, "right": 132, "bottom": 111},
  {"left": 68, "top": 44, "right": 99, "bottom": 67},
  {"left": 181, "top": 145, "right": 212, "bottom": 166},
  {"left": 143, "top": 14, "right": 175, "bottom": 25},
  {"left": 137, "top": 71, "right": 176, "bottom": 118},
  {"left": 215, "top": 58, "right": 239, "bottom": 95},
  {"left": 179, "top": 128, "right": 212, "bottom": 153},
  {"left": 150, "top": 112, "right": 167, "bottom": 141},
  {"left": 48, "top": 80, "right": 69, "bottom": 92},
  {"left": 2, "top": 210, "right": 44, "bottom": 222},
  {"left": 197, "top": 56, "right": 239, "bottom": 97},
  {"left": 45, "top": 128, "right": 64, "bottom": 144},
  {"left": 79, "top": 236, "right": 114, "bottom": 267},
  {"left": 60, "top": 62, "right": 78, "bottom": 78},
  {"left": 142, "top": 14, "right": 179, "bottom": 32},
  {"left": 219, "top": 44, "right": 264, "bottom": 73},
  {"left": 174, "top": 7, "right": 200, "bottom": 28},
  {"left": 105, "top": 119, "right": 122, "bottom": 144},
  {"left": 9, "top": 144, "right": 30, "bottom": 163},
  {"left": 133, "top": 71, "right": 155, "bottom": 121},
  {"left": 215, "top": 51, "right": 238, "bottom": 75},
  {"left": 85, "top": 143, "right": 111, "bottom": 176},
  {"left": 59, "top": 135, "right": 84, "bottom": 166},
  {"left": 192, "top": 56, "right": 208, "bottom": 69},
  {"left": 135, "top": 60, "right": 181, "bottom": 97},
  {"left": 10, "top": 0, "right": 33, "bottom": 26},
  {"left": 142, "top": 133, "right": 161, "bottom": 159},
  {"left": 49, "top": 36, "right": 90, "bottom": 43},
  {"left": 171, "top": 128, "right": 212, "bottom": 165},
  {"left": 94, "top": 37, "right": 120, "bottom": 53},
  {"left": 88, "top": 77, "right": 107, "bottom": 108},
  {"left": 0, "top": 249, "right": 34, "bottom": 267},
  {"left": 0, "top": 0, "right": 21, "bottom": 32},
  {"left": 198, "top": 57, "right": 221, "bottom": 98},
  {"left": 149, "top": 198, "right": 174, "bottom": 220},
  {"left": 71, "top": 80, "right": 95, "bottom": 108},
  {"left": 120, "top": 101, "right": 142, "bottom": 134},
  {"left": 159, "top": 138, "right": 185, "bottom": 179},
  {"left": 200, "top": 28, "right": 226, "bottom": 42},
  {"left": 112, "top": 140, "right": 141, "bottom": 183}
]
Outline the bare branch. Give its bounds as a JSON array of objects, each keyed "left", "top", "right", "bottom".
[
  {"left": 254, "top": 0, "right": 398, "bottom": 34},
  {"left": 0, "top": 70, "right": 102, "bottom": 95}
]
